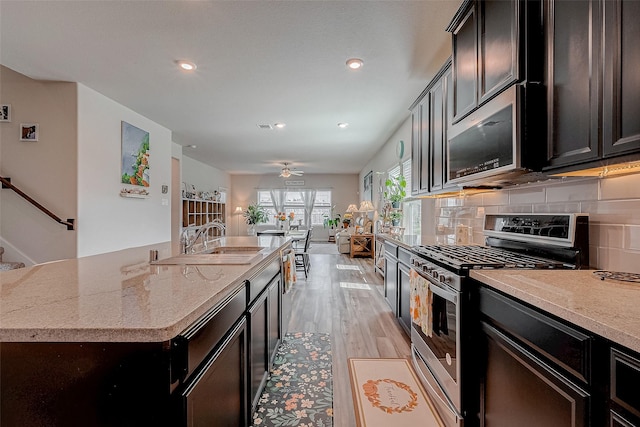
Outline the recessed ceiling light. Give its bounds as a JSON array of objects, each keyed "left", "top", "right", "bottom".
[
  {"left": 186, "top": 144, "right": 197, "bottom": 149},
  {"left": 346, "top": 58, "right": 363, "bottom": 70},
  {"left": 338, "top": 122, "right": 349, "bottom": 128},
  {"left": 176, "top": 60, "right": 197, "bottom": 71},
  {"left": 274, "top": 123, "right": 286, "bottom": 129}
]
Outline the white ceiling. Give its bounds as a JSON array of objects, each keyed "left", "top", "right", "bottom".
[{"left": 0, "top": 0, "right": 460, "bottom": 175}]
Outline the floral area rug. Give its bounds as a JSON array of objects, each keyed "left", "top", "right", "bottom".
[{"left": 252, "top": 332, "right": 333, "bottom": 427}]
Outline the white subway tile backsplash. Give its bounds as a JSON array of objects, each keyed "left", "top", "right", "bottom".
[
  {"left": 597, "top": 247, "right": 640, "bottom": 274},
  {"left": 508, "top": 186, "right": 546, "bottom": 204},
  {"left": 625, "top": 225, "right": 640, "bottom": 250},
  {"left": 582, "top": 200, "right": 640, "bottom": 225},
  {"left": 425, "top": 175, "right": 639, "bottom": 271},
  {"left": 481, "top": 190, "right": 509, "bottom": 206},
  {"left": 546, "top": 179, "right": 599, "bottom": 202},
  {"left": 533, "top": 202, "right": 581, "bottom": 213},
  {"left": 589, "top": 223, "right": 624, "bottom": 248},
  {"left": 600, "top": 173, "right": 640, "bottom": 200}
]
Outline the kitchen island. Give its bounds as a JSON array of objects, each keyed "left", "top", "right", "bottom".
[{"left": 0, "top": 236, "right": 292, "bottom": 426}]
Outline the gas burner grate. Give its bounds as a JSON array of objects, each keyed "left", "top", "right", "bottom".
[
  {"left": 593, "top": 270, "right": 640, "bottom": 283},
  {"left": 412, "top": 245, "right": 566, "bottom": 270}
]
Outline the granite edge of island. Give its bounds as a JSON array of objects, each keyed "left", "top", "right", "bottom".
[{"left": 0, "top": 236, "right": 292, "bottom": 343}]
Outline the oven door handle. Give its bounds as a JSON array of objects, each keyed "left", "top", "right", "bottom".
[
  {"left": 427, "top": 279, "right": 458, "bottom": 304},
  {"left": 411, "top": 268, "right": 458, "bottom": 303}
]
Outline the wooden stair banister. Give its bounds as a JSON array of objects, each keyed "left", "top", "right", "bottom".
[{"left": 1, "top": 176, "right": 75, "bottom": 230}]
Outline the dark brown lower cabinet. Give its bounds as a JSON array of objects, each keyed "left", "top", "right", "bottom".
[
  {"left": 249, "top": 290, "right": 269, "bottom": 411},
  {"left": 610, "top": 347, "right": 640, "bottom": 426},
  {"left": 480, "top": 321, "right": 589, "bottom": 427},
  {"left": 383, "top": 242, "right": 398, "bottom": 316},
  {"left": 397, "top": 262, "right": 411, "bottom": 336},
  {"left": 249, "top": 273, "right": 282, "bottom": 413},
  {"left": 178, "top": 319, "right": 247, "bottom": 427}
]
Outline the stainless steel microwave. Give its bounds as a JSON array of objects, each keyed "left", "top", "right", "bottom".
[{"left": 447, "top": 84, "right": 544, "bottom": 187}]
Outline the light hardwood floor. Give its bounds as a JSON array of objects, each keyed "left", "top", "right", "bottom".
[{"left": 287, "top": 246, "right": 411, "bottom": 426}]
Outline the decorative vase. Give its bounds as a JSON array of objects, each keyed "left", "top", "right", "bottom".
[
  {"left": 392, "top": 201, "right": 400, "bottom": 209},
  {"left": 247, "top": 224, "right": 256, "bottom": 236}
]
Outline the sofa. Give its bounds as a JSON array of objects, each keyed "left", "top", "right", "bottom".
[
  {"left": 335, "top": 218, "right": 374, "bottom": 254},
  {"left": 336, "top": 227, "right": 355, "bottom": 253}
]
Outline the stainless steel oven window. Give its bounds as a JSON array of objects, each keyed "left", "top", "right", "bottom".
[{"left": 413, "top": 280, "right": 459, "bottom": 381}]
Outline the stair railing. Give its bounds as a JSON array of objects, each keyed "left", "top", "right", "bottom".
[{"left": 1, "top": 176, "right": 75, "bottom": 230}]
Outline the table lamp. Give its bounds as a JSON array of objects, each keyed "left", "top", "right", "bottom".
[
  {"left": 234, "top": 206, "right": 243, "bottom": 235},
  {"left": 358, "top": 201, "right": 375, "bottom": 233}
]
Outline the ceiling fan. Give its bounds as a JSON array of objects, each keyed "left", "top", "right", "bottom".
[{"left": 279, "top": 162, "right": 304, "bottom": 178}]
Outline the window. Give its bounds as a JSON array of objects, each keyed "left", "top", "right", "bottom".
[
  {"left": 386, "top": 159, "right": 420, "bottom": 235},
  {"left": 257, "top": 190, "right": 332, "bottom": 226}
]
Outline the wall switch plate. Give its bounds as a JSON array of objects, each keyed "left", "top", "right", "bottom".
[{"left": 161, "top": 198, "right": 168, "bottom": 206}]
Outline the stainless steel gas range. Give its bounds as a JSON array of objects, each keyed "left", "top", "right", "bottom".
[{"left": 409, "top": 213, "right": 589, "bottom": 427}]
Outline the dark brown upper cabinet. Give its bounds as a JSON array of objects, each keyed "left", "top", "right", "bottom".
[
  {"left": 544, "top": 0, "right": 602, "bottom": 168},
  {"left": 545, "top": 0, "right": 640, "bottom": 172},
  {"left": 409, "top": 60, "right": 455, "bottom": 197},
  {"left": 603, "top": 0, "right": 640, "bottom": 158},
  {"left": 448, "top": 0, "right": 524, "bottom": 124}
]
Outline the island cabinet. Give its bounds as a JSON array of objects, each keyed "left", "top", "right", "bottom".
[
  {"left": 247, "top": 258, "right": 282, "bottom": 413},
  {"left": 172, "top": 285, "right": 248, "bottom": 427},
  {"left": 544, "top": 0, "right": 640, "bottom": 172},
  {"left": 0, "top": 254, "right": 285, "bottom": 427}
]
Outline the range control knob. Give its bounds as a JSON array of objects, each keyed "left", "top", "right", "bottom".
[
  {"left": 440, "top": 274, "right": 452, "bottom": 284},
  {"left": 432, "top": 270, "right": 439, "bottom": 279}
]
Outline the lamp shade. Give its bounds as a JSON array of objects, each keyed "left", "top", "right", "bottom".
[
  {"left": 359, "top": 200, "right": 375, "bottom": 212},
  {"left": 346, "top": 204, "right": 358, "bottom": 213},
  {"left": 234, "top": 206, "right": 243, "bottom": 214}
]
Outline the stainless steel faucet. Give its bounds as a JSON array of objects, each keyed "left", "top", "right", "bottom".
[{"left": 181, "top": 220, "right": 226, "bottom": 254}]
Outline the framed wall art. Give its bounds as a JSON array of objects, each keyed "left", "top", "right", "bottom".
[
  {"left": 363, "top": 170, "right": 373, "bottom": 201},
  {"left": 19, "top": 123, "right": 38, "bottom": 141},
  {"left": 121, "top": 121, "right": 150, "bottom": 187},
  {"left": 0, "top": 104, "right": 11, "bottom": 122}
]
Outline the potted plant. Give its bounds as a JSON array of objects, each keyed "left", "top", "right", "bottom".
[
  {"left": 384, "top": 175, "right": 407, "bottom": 208},
  {"left": 389, "top": 210, "right": 403, "bottom": 226},
  {"left": 323, "top": 205, "right": 341, "bottom": 229},
  {"left": 243, "top": 204, "right": 268, "bottom": 235}
]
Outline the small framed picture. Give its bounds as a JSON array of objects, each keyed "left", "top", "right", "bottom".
[
  {"left": 0, "top": 104, "right": 10, "bottom": 122},
  {"left": 20, "top": 123, "right": 39, "bottom": 142}
]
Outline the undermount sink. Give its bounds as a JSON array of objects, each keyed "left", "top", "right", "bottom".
[
  {"left": 203, "top": 246, "right": 264, "bottom": 254},
  {"left": 151, "top": 247, "right": 264, "bottom": 265}
]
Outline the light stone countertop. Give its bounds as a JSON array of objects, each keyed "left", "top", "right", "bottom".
[
  {"left": 0, "top": 236, "right": 289, "bottom": 343},
  {"left": 470, "top": 269, "right": 640, "bottom": 353}
]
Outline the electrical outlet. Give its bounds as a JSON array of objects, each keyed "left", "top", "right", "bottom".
[{"left": 456, "top": 224, "right": 470, "bottom": 245}]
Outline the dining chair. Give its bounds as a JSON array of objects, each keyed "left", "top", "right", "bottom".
[{"left": 295, "top": 227, "right": 312, "bottom": 278}]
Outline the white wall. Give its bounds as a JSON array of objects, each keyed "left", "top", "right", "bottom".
[
  {"left": 181, "top": 155, "right": 231, "bottom": 202},
  {"left": 77, "top": 84, "right": 172, "bottom": 256},
  {"left": 0, "top": 65, "right": 78, "bottom": 264},
  {"left": 359, "top": 116, "right": 412, "bottom": 224},
  {"left": 230, "top": 174, "right": 358, "bottom": 240}
]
